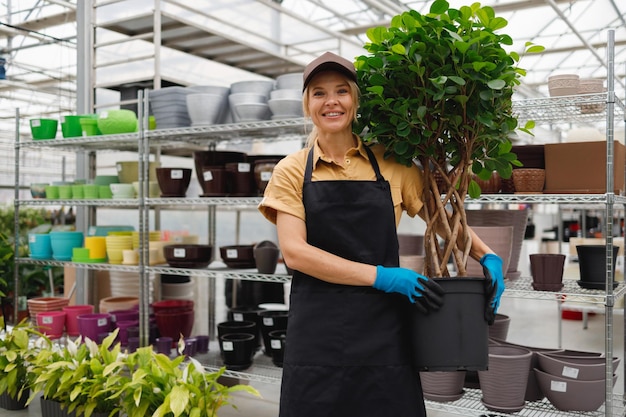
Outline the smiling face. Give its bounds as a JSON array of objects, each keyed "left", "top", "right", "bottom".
[{"left": 304, "top": 70, "right": 358, "bottom": 135}]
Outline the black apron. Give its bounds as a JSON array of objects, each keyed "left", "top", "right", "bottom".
[{"left": 279, "top": 145, "right": 425, "bottom": 417}]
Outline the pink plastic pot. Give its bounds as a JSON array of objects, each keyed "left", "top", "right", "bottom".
[
  {"left": 36, "top": 311, "right": 66, "bottom": 339},
  {"left": 62, "top": 305, "right": 94, "bottom": 337}
]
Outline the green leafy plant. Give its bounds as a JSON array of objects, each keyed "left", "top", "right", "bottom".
[
  {"left": 28, "top": 331, "right": 127, "bottom": 417},
  {"left": 114, "top": 343, "right": 260, "bottom": 417},
  {"left": 0, "top": 319, "right": 50, "bottom": 402},
  {"left": 28, "top": 333, "right": 260, "bottom": 417},
  {"left": 355, "top": 0, "right": 542, "bottom": 276},
  {"left": 0, "top": 205, "right": 63, "bottom": 314}
]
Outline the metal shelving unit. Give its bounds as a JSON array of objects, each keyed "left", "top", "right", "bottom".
[{"left": 13, "top": 30, "right": 626, "bottom": 416}]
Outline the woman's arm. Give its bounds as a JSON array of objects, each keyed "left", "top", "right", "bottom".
[{"left": 276, "top": 210, "right": 377, "bottom": 286}]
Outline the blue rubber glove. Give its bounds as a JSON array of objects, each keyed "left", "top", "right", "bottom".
[
  {"left": 373, "top": 265, "right": 445, "bottom": 314},
  {"left": 480, "top": 253, "right": 505, "bottom": 325}
]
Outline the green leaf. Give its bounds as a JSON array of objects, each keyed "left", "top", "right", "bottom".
[
  {"left": 448, "top": 76, "right": 465, "bottom": 86},
  {"left": 391, "top": 43, "right": 406, "bottom": 55},
  {"left": 169, "top": 385, "right": 189, "bottom": 417},
  {"left": 487, "top": 79, "right": 506, "bottom": 90},
  {"left": 430, "top": 0, "right": 449, "bottom": 15},
  {"left": 489, "top": 17, "right": 508, "bottom": 31},
  {"left": 468, "top": 180, "right": 482, "bottom": 198}
]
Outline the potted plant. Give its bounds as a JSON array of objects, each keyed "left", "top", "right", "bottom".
[
  {"left": 0, "top": 318, "right": 50, "bottom": 410},
  {"left": 353, "top": 1, "right": 541, "bottom": 371},
  {"left": 113, "top": 341, "right": 260, "bottom": 417},
  {"left": 354, "top": 0, "right": 540, "bottom": 276},
  {"left": 28, "top": 331, "right": 126, "bottom": 417}
]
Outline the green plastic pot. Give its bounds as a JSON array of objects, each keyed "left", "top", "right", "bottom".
[
  {"left": 79, "top": 117, "right": 101, "bottom": 136},
  {"left": 30, "top": 118, "right": 58, "bottom": 140},
  {"left": 61, "top": 115, "right": 92, "bottom": 138}
]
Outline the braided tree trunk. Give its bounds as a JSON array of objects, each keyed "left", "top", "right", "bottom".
[{"left": 420, "top": 158, "right": 473, "bottom": 278}]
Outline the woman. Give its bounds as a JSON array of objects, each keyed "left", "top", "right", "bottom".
[{"left": 258, "top": 51, "right": 504, "bottom": 417}]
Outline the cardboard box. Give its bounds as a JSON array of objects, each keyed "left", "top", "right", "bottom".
[{"left": 544, "top": 141, "right": 625, "bottom": 194}]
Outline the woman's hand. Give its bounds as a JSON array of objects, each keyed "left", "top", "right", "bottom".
[
  {"left": 480, "top": 253, "right": 505, "bottom": 324},
  {"left": 373, "top": 266, "right": 444, "bottom": 314}
]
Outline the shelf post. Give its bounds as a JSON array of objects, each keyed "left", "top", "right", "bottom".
[
  {"left": 604, "top": 28, "right": 616, "bottom": 417},
  {"left": 12, "top": 108, "right": 20, "bottom": 325}
]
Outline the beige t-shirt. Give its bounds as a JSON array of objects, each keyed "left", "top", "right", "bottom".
[{"left": 258, "top": 138, "right": 425, "bottom": 226}]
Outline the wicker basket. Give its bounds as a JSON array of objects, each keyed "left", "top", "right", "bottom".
[{"left": 512, "top": 168, "right": 545, "bottom": 193}]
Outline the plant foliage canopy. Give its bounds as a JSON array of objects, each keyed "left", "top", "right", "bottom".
[{"left": 354, "top": 0, "right": 540, "bottom": 276}]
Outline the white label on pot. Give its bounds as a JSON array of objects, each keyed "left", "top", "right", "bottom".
[
  {"left": 562, "top": 366, "right": 580, "bottom": 379},
  {"left": 42, "top": 316, "right": 53, "bottom": 324},
  {"left": 203, "top": 171, "right": 213, "bottom": 181},
  {"left": 222, "top": 341, "right": 234, "bottom": 351},
  {"left": 97, "top": 318, "right": 108, "bottom": 327},
  {"left": 171, "top": 169, "right": 183, "bottom": 179},
  {"left": 226, "top": 249, "right": 238, "bottom": 258},
  {"left": 173, "top": 248, "right": 186, "bottom": 258},
  {"left": 101, "top": 111, "right": 109, "bottom": 119},
  {"left": 116, "top": 163, "right": 122, "bottom": 172},
  {"left": 550, "top": 380, "right": 567, "bottom": 393},
  {"left": 233, "top": 313, "right": 244, "bottom": 321},
  {"left": 32, "top": 119, "right": 41, "bottom": 127},
  {"left": 271, "top": 339, "right": 282, "bottom": 349},
  {"left": 29, "top": 235, "right": 36, "bottom": 242},
  {"left": 263, "top": 317, "right": 275, "bottom": 326},
  {"left": 261, "top": 171, "right": 272, "bottom": 181},
  {"left": 238, "top": 163, "right": 251, "bottom": 173}
]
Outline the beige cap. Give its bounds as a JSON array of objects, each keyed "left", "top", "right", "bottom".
[{"left": 302, "top": 51, "right": 356, "bottom": 91}]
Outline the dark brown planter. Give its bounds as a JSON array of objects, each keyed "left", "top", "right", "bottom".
[
  {"left": 201, "top": 166, "right": 227, "bottom": 196},
  {"left": 530, "top": 253, "right": 566, "bottom": 291},
  {"left": 155, "top": 167, "right": 192, "bottom": 197},
  {"left": 225, "top": 162, "right": 254, "bottom": 196}
]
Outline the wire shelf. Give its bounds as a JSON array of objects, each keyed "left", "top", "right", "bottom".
[
  {"left": 503, "top": 277, "right": 626, "bottom": 304},
  {"left": 424, "top": 388, "right": 626, "bottom": 417},
  {"left": 199, "top": 341, "right": 283, "bottom": 385},
  {"left": 513, "top": 93, "right": 625, "bottom": 125}
]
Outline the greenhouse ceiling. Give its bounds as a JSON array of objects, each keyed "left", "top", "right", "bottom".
[{"left": 0, "top": 0, "right": 625, "bottom": 137}]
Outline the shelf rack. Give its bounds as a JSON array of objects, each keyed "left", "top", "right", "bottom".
[{"left": 12, "top": 32, "right": 626, "bottom": 416}]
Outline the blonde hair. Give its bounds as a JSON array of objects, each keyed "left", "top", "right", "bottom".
[{"left": 302, "top": 78, "right": 360, "bottom": 148}]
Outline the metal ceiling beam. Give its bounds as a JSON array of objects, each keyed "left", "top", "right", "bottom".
[
  {"left": 489, "top": 0, "right": 579, "bottom": 13},
  {"left": 13, "top": 9, "right": 76, "bottom": 32},
  {"left": 43, "top": 0, "right": 76, "bottom": 10},
  {"left": 544, "top": 0, "right": 607, "bottom": 69}
]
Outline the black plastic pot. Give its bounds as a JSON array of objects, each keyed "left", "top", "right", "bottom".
[
  {"left": 268, "top": 329, "right": 287, "bottom": 367},
  {"left": 410, "top": 277, "right": 489, "bottom": 371},
  {"left": 576, "top": 245, "right": 619, "bottom": 290},
  {"left": 219, "top": 333, "right": 256, "bottom": 371},
  {"left": 259, "top": 310, "right": 289, "bottom": 356},
  {"left": 0, "top": 390, "right": 29, "bottom": 410}
]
